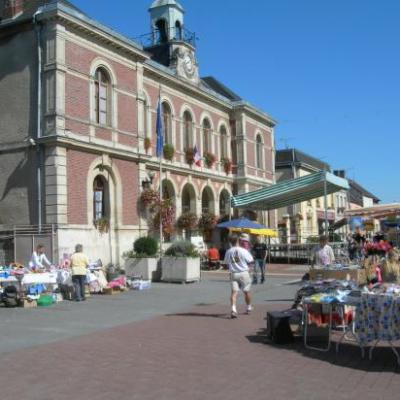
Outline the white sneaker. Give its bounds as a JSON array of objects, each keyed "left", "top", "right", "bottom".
[
  {"left": 231, "top": 311, "right": 238, "bottom": 319},
  {"left": 246, "top": 305, "right": 253, "bottom": 315}
]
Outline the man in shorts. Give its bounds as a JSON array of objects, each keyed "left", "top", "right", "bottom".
[{"left": 224, "top": 233, "right": 254, "bottom": 319}]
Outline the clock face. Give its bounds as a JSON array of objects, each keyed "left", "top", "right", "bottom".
[{"left": 183, "top": 52, "right": 195, "bottom": 76}]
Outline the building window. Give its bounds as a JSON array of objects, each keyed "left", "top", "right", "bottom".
[
  {"left": 93, "top": 176, "right": 107, "bottom": 221},
  {"left": 156, "top": 19, "right": 168, "bottom": 43},
  {"left": 202, "top": 118, "right": 212, "bottom": 153},
  {"left": 219, "top": 190, "right": 231, "bottom": 216},
  {"left": 175, "top": 21, "right": 182, "bottom": 40},
  {"left": 256, "top": 134, "right": 263, "bottom": 169},
  {"left": 182, "top": 184, "right": 196, "bottom": 214},
  {"left": 94, "top": 68, "right": 111, "bottom": 126},
  {"left": 183, "top": 111, "right": 193, "bottom": 150},
  {"left": 201, "top": 187, "right": 214, "bottom": 214},
  {"left": 162, "top": 102, "right": 172, "bottom": 145},
  {"left": 220, "top": 125, "right": 227, "bottom": 159}
]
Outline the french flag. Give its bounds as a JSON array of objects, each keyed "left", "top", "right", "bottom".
[{"left": 193, "top": 145, "right": 201, "bottom": 167}]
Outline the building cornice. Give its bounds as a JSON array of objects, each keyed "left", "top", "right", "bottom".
[{"left": 36, "top": 2, "right": 149, "bottom": 62}]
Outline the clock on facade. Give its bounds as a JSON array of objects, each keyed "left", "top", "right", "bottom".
[{"left": 182, "top": 51, "right": 195, "bottom": 77}]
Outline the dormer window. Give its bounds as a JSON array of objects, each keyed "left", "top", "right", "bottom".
[{"left": 156, "top": 19, "right": 168, "bottom": 43}]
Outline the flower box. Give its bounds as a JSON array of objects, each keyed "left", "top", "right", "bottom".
[
  {"left": 161, "top": 257, "right": 200, "bottom": 283},
  {"left": 124, "top": 257, "right": 160, "bottom": 282}
]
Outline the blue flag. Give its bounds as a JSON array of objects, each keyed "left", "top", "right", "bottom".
[{"left": 156, "top": 97, "right": 164, "bottom": 158}]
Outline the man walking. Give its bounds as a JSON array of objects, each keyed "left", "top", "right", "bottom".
[
  {"left": 224, "top": 233, "right": 254, "bottom": 319},
  {"left": 252, "top": 236, "right": 268, "bottom": 284}
]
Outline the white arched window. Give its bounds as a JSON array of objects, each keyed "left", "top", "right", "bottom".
[
  {"left": 202, "top": 118, "right": 212, "bottom": 154},
  {"left": 183, "top": 111, "right": 193, "bottom": 150},
  {"left": 256, "top": 134, "right": 263, "bottom": 169},
  {"left": 220, "top": 125, "right": 227, "bottom": 159},
  {"left": 162, "top": 102, "right": 172, "bottom": 145},
  {"left": 94, "top": 68, "right": 111, "bottom": 126}
]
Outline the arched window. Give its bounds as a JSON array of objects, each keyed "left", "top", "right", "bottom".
[
  {"left": 156, "top": 19, "right": 168, "bottom": 43},
  {"left": 202, "top": 118, "right": 212, "bottom": 154},
  {"left": 175, "top": 21, "right": 182, "bottom": 40},
  {"left": 94, "top": 68, "right": 111, "bottom": 126},
  {"left": 183, "top": 111, "right": 193, "bottom": 150},
  {"left": 162, "top": 102, "right": 172, "bottom": 145},
  {"left": 182, "top": 184, "right": 196, "bottom": 214},
  {"left": 220, "top": 125, "right": 227, "bottom": 159},
  {"left": 93, "top": 176, "right": 108, "bottom": 221},
  {"left": 256, "top": 134, "right": 263, "bottom": 169},
  {"left": 219, "top": 190, "right": 230, "bottom": 216},
  {"left": 162, "top": 180, "right": 175, "bottom": 201},
  {"left": 201, "top": 187, "right": 214, "bottom": 214}
]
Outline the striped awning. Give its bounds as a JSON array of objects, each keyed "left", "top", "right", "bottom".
[{"left": 231, "top": 171, "right": 349, "bottom": 211}]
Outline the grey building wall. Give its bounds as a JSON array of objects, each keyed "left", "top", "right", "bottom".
[{"left": 0, "top": 26, "right": 38, "bottom": 224}]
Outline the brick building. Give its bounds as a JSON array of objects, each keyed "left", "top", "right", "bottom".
[{"left": 0, "top": 0, "right": 276, "bottom": 264}]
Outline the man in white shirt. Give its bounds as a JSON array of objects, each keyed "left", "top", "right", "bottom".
[
  {"left": 30, "top": 244, "right": 52, "bottom": 271},
  {"left": 313, "top": 235, "right": 335, "bottom": 266},
  {"left": 224, "top": 234, "right": 254, "bottom": 319}
]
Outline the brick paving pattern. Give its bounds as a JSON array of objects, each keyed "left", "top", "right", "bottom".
[{"left": 0, "top": 303, "right": 398, "bottom": 400}]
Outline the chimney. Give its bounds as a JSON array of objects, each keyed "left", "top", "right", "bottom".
[
  {"left": 334, "top": 170, "right": 346, "bottom": 179},
  {"left": 1, "top": 0, "right": 25, "bottom": 20}
]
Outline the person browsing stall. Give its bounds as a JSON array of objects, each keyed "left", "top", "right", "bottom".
[
  {"left": 29, "top": 244, "right": 52, "bottom": 271},
  {"left": 224, "top": 233, "right": 254, "bottom": 319},
  {"left": 70, "top": 244, "right": 89, "bottom": 302},
  {"left": 313, "top": 235, "right": 335, "bottom": 266},
  {"left": 252, "top": 236, "right": 268, "bottom": 284}
]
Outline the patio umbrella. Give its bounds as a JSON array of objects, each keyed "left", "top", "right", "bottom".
[{"left": 216, "top": 217, "right": 266, "bottom": 230}]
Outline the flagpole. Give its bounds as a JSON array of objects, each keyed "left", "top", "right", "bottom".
[{"left": 158, "top": 85, "right": 163, "bottom": 260}]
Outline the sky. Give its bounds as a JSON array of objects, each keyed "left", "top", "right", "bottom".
[{"left": 72, "top": 0, "right": 399, "bottom": 203}]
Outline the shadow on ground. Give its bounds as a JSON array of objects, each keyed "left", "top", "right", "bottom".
[{"left": 246, "top": 328, "right": 400, "bottom": 373}]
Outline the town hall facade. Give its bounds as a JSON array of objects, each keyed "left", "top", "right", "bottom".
[{"left": 0, "top": 0, "right": 276, "bottom": 264}]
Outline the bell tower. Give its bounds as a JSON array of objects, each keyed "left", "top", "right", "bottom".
[{"left": 146, "top": 0, "right": 199, "bottom": 84}]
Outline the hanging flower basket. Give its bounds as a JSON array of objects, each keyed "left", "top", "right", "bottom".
[
  {"left": 198, "top": 213, "right": 218, "bottom": 232},
  {"left": 152, "top": 198, "right": 176, "bottom": 237},
  {"left": 185, "top": 148, "right": 195, "bottom": 165},
  {"left": 221, "top": 157, "right": 232, "bottom": 174},
  {"left": 140, "top": 189, "right": 160, "bottom": 208},
  {"left": 204, "top": 152, "right": 216, "bottom": 168},
  {"left": 94, "top": 217, "right": 110, "bottom": 234},
  {"left": 163, "top": 144, "right": 175, "bottom": 161},
  {"left": 144, "top": 137, "right": 152, "bottom": 153},
  {"left": 177, "top": 212, "right": 198, "bottom": 230}
]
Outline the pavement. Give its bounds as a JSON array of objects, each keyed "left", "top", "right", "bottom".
[{"left": 0, "top": 265, "right": 398, "bottom": 400}]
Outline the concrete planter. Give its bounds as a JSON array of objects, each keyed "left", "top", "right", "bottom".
[
  {"left": 124, "top": 258, "right": 160, "bottom": 281},
  {"left": 161, "top": 257, "right": 200, "bottom": 283}
]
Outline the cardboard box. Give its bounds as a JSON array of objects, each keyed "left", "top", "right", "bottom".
[
  {"left": 309, "top": 268, "right": 366, "bottom": 284},
  {"left": 102, "top": 287, "right": 119, "bottom": 295},
  {"left": 19, "top": 299, "right": 37, "bottom": 308}
]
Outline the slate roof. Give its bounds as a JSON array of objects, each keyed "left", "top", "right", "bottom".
[
  {"left": 275, "top": 149, "right": 330, "bottom": 172},
  {"left": 201, "top": 76, "right": 243, "bottom": 102}
]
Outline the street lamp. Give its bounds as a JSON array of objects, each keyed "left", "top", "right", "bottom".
[{"left": 141, "top": 171, "right": 155, "bottom": 189}]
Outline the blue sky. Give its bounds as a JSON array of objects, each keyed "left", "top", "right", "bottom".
[{"left": 73, "top": 0, "right": 399, "bottom": 203}]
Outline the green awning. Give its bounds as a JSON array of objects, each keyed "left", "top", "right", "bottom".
[{"left": 232, "top": 171, "right": 349, "bottom": 211}]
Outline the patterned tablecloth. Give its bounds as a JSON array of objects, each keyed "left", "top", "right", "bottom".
[{"left": 355, "top": 294, "right": 400, "bottom": 346}]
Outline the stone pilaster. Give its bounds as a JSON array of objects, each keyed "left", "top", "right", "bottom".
[{"left": 44, "top": 146, "right": 68, "bottom": 224}]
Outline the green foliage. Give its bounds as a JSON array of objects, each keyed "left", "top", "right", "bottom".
[
  {"left": 133, "top": 236, "right": 159, "bottom": 257},
  {"left": 164, "top": 241, "right": 199, "bottom": 258},
  {"left": 163, "top": 144, "right": 175, "bottom": 161}
]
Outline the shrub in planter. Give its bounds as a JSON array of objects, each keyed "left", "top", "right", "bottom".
[
  {"left": 185, "top": 148, "right": 195, "bottom": 165},
  {"left": 204, "top": 152, "right": 216, "bottom": 168},
  {"left": 94, "top": 217, "right": 109, "bottom": 234},
  {"left": 221, "top": 157, "right": 232, "bottom": 174},
  {"left": 144, "top": 137, "right": 152, "bottom": 152},
  {"left": 140, "top": 189, "right": 160, "bottom": 208},
  {"left": 164, "top": 241, "right": 199, "bottom": 258},
  {"left": 177, "top": 212, "right": 198, "bottom": 230},
  {"left": 163, "top": 144, "right": 175, "bottom": 161},
  {"left": 134, "top": 236, "right": 158, "bottom": 257}
]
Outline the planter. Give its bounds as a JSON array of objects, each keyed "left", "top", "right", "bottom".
[
  {"left": 124, "top": 258, "right": 160, "bottom": 281},
  {"left": 161, "top": 257, "right": 200, "bottom": 283}
]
